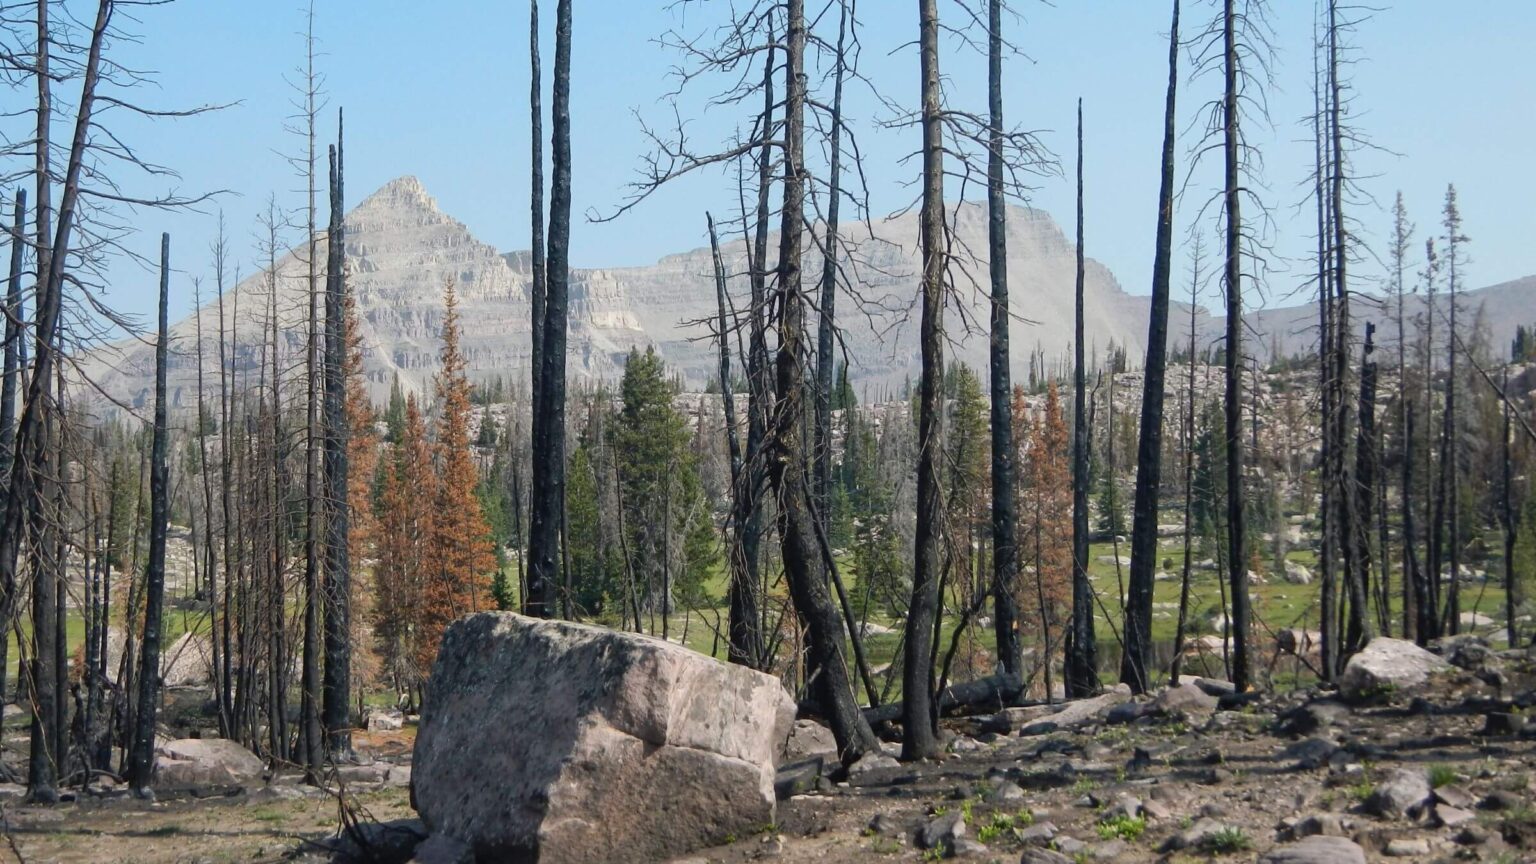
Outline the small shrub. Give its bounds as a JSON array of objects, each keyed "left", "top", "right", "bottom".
[
  {"left": 1429, "top": 764, "right": 1458, "bottom": 789},
  {"left": 1096, "top": 814, "right": 1146, "bottom": 842},
  {"left": 1201, "top": 827, "right": 1253, "bottom": 855}
]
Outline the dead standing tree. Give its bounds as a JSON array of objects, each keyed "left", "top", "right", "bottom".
[
  {"left": 599, "top": 0, "right": 881, "bottom": 761},
  {"left": 1122, "top": 0, "right": 1180, "bottom": 695}
]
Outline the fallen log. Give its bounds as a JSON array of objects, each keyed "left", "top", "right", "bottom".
[{"left": 799, "top": 673, "right": 1024, "bottom": 726}]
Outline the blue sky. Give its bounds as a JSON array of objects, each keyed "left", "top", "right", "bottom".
[{"left": 85, "top": 0, "right": 1535, "bottom": 325}]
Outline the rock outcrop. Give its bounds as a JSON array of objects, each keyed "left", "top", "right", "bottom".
[
  {"left": 154, "top": 738, "right": 266, "bottom": 788},
  {"left": 411, "top": 613, "right": 795, "bottom": 864},
  {"left": 1339, "top": 637, "right": 1452, "bottom": 702}
]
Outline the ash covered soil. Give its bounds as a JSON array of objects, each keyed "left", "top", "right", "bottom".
[{"left": 2, "top": 637, "right": 1534, "bottom": 864}]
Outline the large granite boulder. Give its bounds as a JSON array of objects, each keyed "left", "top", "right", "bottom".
[
  {"left": 1339, "top": 637, "right": 1451, "bottom": 702},
  {"left": 412, "top": 613, "right": 796, "bottom": 864},
  {"left": 154, "top": 737, "right": 265, "bottom": 788}
]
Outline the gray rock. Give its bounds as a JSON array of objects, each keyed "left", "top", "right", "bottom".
[
  {"left": 778, "top": 719, "right": 837, "bottom": 764},
  {"left": 1481, "top": 789, "right": 1522, "bottom": 811},
  {"left": 367, "top": 709, "right": 405, "bottom": 731},
  {"left": 1101, "top": 796, "right": 1142, "bottom": 822},
  {"left": 153, "top": 738, "right": 265, "bottom": 789},
  {"left": 1141, "top": 799, "right": 1172, "bottom": 821},
  {"left": 986, "top": 780, "right": 1026, "bottom": 803},
  {"left": 411, "top": 613, "right": 795, "bottom": 864},
  {"left": 1259, "top": 836, "right": 1368, "bottom": 864},
  {"left": 1384, "top": 837, "right": 1430, "bottom": 857},
  {"left": 1285, "top": 813, "right": 1345, "bottom": 839},
  {"left": 774, "top": 759, "right": 823, "bottom": 799},
  {"left": 1053, "top": 835, "right": 1087, "bottom": 855},
  {"left": 409, "top": 833, "right": 475, "bottom": 864},
  {"left": 1435, "top": 804, "right": 1475, "bottom": 828},
  {"left": 847, "top": 751, "right": 901, "bottom": 784},
  {"left": 1339, "top": 637, "right": 1452, "bottom": 702},
  {"left": 1019, "top": 721, "right": 1061, "bottom": 737},
  {"left": 1151, "top": 682, "right": 1219, "bottom": 723},
  {"left": 1365, "top": 768, "right": 1432, "bottom": 820},
  {"left": 1281, "top": 737, "right": 1338, "bottom": 770},
  {"left": 1159, "top": 817, "right": 1228, "bottom": 852},
  {"left": 866, "top": 813, "right": 906, "bottom": 837},
  {"left": 1433, "top": 784, "right": 1474, "bottom": 810},
  {"left": 919, "top": 811, "right": 966, "bottom": 850},
  {"left": 1043, "top": 686, "right": 1133, "bottom": 729},
  {"left": 1275, "top": 700, "right": 1349, "bottom": 737},
  {"left": 947, "top": 837, "right": 988, "bottom": 857},
  {"left": 1017, "top": 822, "right": 1057, "bottom": 845}
]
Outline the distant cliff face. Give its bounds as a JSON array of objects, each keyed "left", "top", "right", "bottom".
[{"left": 73, "top": 176, "right": 1252, "bottom": 411}]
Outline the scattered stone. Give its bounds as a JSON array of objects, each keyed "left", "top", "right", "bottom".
[
  {"left": 1365, "top": 768, "right": 1432, "bottom": 820},
  {"left": 1275, "top": 700, "right": 1348, "bottom": 737},
  {"left": 986, "top": 780, "right": 1025, "bottom": 803},
  {"left": 1100, "top": 796, "right": 1142, "bottom": 822},
  {"left": 848, "top": 751, "right": 901, "bottom": 786},
  {"left": 946, "top": 837, "right": 987, "bottom": 857},
  {"left": 1339, "top": 637, "right": 1452, "bottom": 702},
  {"left": 774, "top": 759, "right": 823, "bottom": 800},
  {"left": 1019, "top": 721, "right": 1060, "bottom": 737},
  {"left": 1259, "top": 835, "right": 1368, "bottom": 864},
  {"left": 1160, "top": 817, "right": 1228, "bottom": 852},
  {"left": 1283, "top": 560, "right": 1314, "bottom": 585},
  {"left": 366, "top": 708, "right": 405, "bottom": 731},
  {"left": 153, "top": 738, "right": 265, "bottom": 789},
  {"left": 779, "top": 719, "right": 837, "bottom": 763},
  {"left": 1140, "top": 799, "right": 1172, "bottom": 822},
  {"left": 1042, "top": 686, "right": 1133, "bottom": 730},
  {"left": 918, "top": 811, "right": 965, "bottom": 850},
  {"left": 1481, "top": 789, "right": 1522, "bottom": 811},
  {"left": 1435, "top": 804, "right": 1475, "bottom": 828},
  {"left": 1286, "top": 813, "right": 1346, "bottom": 839},
  {"left": 1433, "top": 784, "right": 1474, "bottom": 810},
  {"left": 1053, "top": 835, "right": 1087, "bottom": 855},
  {"left": 1281, "top": 737, "right": 1339, "bottom": 770},
  {"left": 865, "top": 813, "right": 904, "bottom": 837},
  {"left": 1017, "top": 822, "right": 1057, "bottom": 845},
  {"left": 410, "top": 613, "right": 795, "bottom": 864},
  {"left": 1384, "top": 837, "right": 1430, "bottom": 857},
  {"left": 1150, "top": 682, "right": 1219, "bottom": 724}
]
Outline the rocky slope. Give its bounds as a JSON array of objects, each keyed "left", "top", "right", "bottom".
[{"left": 80, "top": 175, "right": 1534, "bottom": 413}]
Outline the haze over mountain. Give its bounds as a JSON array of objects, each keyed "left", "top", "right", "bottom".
[{"left": 81, "top": 176, "right": 1531, "bottom": 412}]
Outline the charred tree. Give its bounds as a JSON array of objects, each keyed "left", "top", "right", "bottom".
[
  {"left": 769, "top": 0, "right": 879, "bottom": 764},
  {"left": 903, "top": 0, "right": 947, "bottom": 761},
  {"left": 1065, "top": 98, "right": 1098, "bottom": 698},
  {"left": 128, "top": 234, "right": 171, "bottom": 798},
  {"left": 1220, "top": 0, "right": 1251, "bottom": 691},
  {"left": 985, "top": 0, "right": 1022, "bottom": 682},
  {"left": 1122, "top": 0, "right": 1180, "bottom": 694},
  {"left": 322, "top": 117, "right": 351, "bottom": 758},
  {"left": 527, "top": 0, "right": 571, "bottom": 618}
]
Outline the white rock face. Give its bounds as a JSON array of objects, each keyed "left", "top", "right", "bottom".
[
  {"left": 412, "top": 613, "right": 795, "bottom": 864},
  {"left": 1339, "top": 637, "right": 1452, "bottom": 701},
  {"left": 81, "top": 177, "right": 1159, "bottom": 412},
  {"left": 154, "top": 738, "right": 265, "bottom": 788}
]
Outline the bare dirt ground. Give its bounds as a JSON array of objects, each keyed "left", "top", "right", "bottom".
[{"left": 1, "top": 646, "right": 1532, "bottom": 864}]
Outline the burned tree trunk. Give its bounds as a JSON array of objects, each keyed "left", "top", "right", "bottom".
[
  {"left": 985, "top": 0, "right": 1022, "bottom": 682},
  {"left": 528, "top": 0, "right": 572, "bottom": 617},
  {"left": 767, "top": 0, "right": 879, "bottom": 764},
  {"left": 1220, "top": 0, "right": 1251, "bottom": 692},
  {"left": 322, "top": 119, "right": 351, "bottom": 758},
  {"left": 128, "top": 234, "right": 171, "bottom": 798},
  {"left": 1123, "top": 0, "right": 1180, "bottom": 695},
  {"left": 709, "top": 212, "right": 761, "bottom": 668},
  {"left": 814, "top": 0, "right": 849, "bottom": 555},
  {"left": 903, "top": 0, "right": 946, "bottom": 761},
  {"left": 1065, "top": 99, "right": 1098, "bottom": 698}
]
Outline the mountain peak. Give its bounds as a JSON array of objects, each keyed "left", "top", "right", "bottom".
[{"left": 355, "top": 175, "right": 439, "bottom": 215}]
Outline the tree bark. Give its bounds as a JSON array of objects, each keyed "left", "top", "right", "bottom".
[
  {"left": 128, "top": 234, "right": 171, "bottom": 797},
  {"left": 767, "top": 0, "right": 879, "bottom": 765},
  {"left": 322, "top": 118, "right": 352, "bottom": 758},
  {"left": 1221, "top": 0, "right": 1251, "bottom": 692},
  {"left": 528, "top": 0, "right": 572, "bottom": 617},
  {"left": 1123, "top": 0, "right": 1180, "bottom": 694},
  {"left": 903, "top": 0, "right": 946, "bottom": 761},
  {"left": 985, "top": 0, "right": 1021, "bottom": 682},
  {"left": 1065, "top": 98, "right": 1099, "bottom": 698}
]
